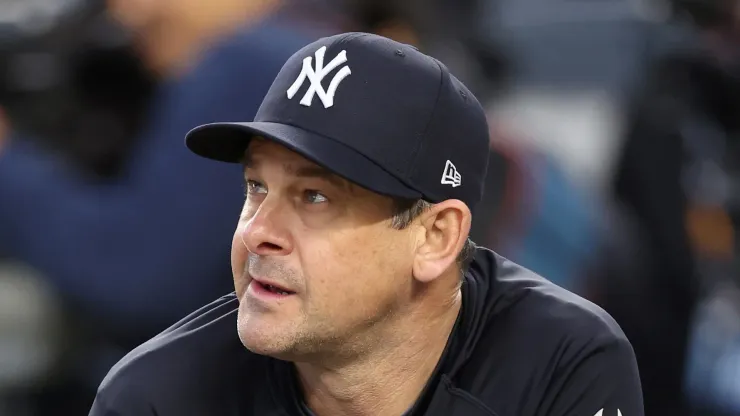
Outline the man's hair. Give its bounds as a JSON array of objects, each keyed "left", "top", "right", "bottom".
[{"left": 390, "top": 198, "right": 477, "bottom": 273}]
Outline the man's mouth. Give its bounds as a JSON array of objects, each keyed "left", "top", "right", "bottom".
[
  {"left": 257, "top": 281, "right": 294, "bottom": 295},
  {"left": 250, "top": 278, "right": 296, "bottom": 297}
]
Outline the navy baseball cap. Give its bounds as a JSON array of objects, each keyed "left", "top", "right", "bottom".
[{"left": 186, "top": 32, "right": 490, "bottom": 210}]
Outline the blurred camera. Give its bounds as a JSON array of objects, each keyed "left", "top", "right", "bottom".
[{"left": 0, "top": 0, "right": 156, "bottom": 179}]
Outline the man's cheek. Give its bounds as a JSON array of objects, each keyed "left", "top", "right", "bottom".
[{"left": 231, "top": 235, "right": 249, "bottom": 288}]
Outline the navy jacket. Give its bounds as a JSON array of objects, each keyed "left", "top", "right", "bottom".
[{"left": 90, "top": 248, "right": 644, "bottom": 416}]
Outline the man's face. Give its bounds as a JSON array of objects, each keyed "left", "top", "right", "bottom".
[{"left": 232, "top": 139, "right": 416, "bottom": 360}]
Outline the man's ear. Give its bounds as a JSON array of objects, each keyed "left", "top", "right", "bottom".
[{"left": 412, "top": 199, "right": 471, "bottom": 283}]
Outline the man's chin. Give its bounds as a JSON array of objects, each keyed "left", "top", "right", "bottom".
[
  {"left": 238, "top": 325, "right": 335, "bottom": 363},
  {"left": 237, "top": 320, "right": 293, "bottom": 358},
  {"left": 240, "top": 340, "right": 300, "bottom": 362}
]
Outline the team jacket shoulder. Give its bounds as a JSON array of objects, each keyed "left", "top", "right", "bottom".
[
  {"left": 487, "top": 252, "right": 629, "bottom": 350},
  {"left": 92, "top": 293, "right": 245, "bottom": 411},
  {"left": 456, "top": 251, "right": 636, "bottom": 415}
]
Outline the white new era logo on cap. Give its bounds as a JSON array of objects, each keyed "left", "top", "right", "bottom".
[{"left": 441, "top": 160, "right": 461, "bottom": 188}]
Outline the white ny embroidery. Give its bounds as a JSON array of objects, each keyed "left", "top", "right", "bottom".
[{"left": 286, "top": 46, "right": 352, "bottom": 108}]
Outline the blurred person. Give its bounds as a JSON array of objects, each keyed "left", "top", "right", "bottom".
[
  {"left": 595, "top": 1, "right": 740, "bottom": 414},
  {"left": 469, "top": 0, "right": 654, "bottom": 299},
  {"left": 0, "top": 0, "right": 314, "bottom": 340},
  {"left": 471, "top": 124, "right": 604, "bottom": 291},
  {"left": 0, "top": 0, "right": 325, "bottom": 412},
  {"left": 0, "top": 1, "right": 157, "bottom": 180},
  {"left": 91, "top": 32, "right": 643, "bottom": 416}
]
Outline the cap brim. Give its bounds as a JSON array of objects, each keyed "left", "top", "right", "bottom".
[{"left": 185, "top": 121, "right": 422, "bottom": 200}]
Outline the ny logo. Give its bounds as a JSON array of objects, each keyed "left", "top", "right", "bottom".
[{"left": 286, "top": 46, "right": 352, "bottom": 108}]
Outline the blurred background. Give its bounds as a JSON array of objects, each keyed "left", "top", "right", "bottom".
[{"left": 0, "top": 0, "right": 738, "bottom": 414}]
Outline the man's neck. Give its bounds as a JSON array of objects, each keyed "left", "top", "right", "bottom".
[{"left": 296, "top": 290, "right": 462, "bottom": 416}]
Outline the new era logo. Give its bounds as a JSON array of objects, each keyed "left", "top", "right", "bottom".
[
  {"left": 441, "top": 160, "right": 461, "bottom": 188},
  {"left": 287, "top": 46, "right": 352, "bottom": 108}
]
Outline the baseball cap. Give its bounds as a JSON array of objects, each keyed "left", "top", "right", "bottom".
[{"left": 185, "top": 32, "right": 490, "bottom": 210}]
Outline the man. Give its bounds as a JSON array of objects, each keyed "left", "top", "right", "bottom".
[{"left": 90, "top": 33, "right": 643, "bottom": 416}]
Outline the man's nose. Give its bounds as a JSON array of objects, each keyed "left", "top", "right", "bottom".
[{"left": 239, "top": 200, "right": 293, "bottom": 257}]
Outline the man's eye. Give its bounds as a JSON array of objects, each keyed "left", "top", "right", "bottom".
[
  {"left": 304, "top": 190, "right": 328, "bottom": 204},
  {"left": 245, "top": 180, "right": 267, "bottom": 195}
]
